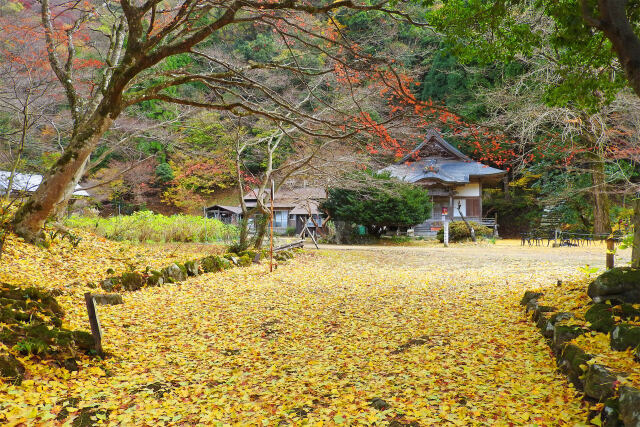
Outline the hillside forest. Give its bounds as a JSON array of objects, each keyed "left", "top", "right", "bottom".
[{"left": 0, "top": 0, "right": 639, "bottom": 243}]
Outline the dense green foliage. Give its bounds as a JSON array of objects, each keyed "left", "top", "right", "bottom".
[
  {"left": 65, "top": 211, "right": 238, "bottom": 243},
  {"left": 321, "top": 171, "right": 432, "bottom": 235},
  {"left": 427, "top": 0, "right": 626, "bottom": 110}
]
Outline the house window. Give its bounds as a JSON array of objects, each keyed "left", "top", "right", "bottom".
[
  {"left": 307, "top": 214, "right": 321, "bottom": 227},
  {"left": 274, "top": 210, "right": 288, "bottom": 228}
]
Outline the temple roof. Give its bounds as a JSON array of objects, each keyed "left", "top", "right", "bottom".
[{"left": 382, "top": 130, "right": 505, "bottom": 185}]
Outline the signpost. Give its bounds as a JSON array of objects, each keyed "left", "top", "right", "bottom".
[{"left": 442, "top": 207, "right": 449, "bottom": 247}]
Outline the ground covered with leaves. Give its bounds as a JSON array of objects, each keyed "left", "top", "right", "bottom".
[{"left": 1, "top": 236, "right": 630, "bottom": 425}]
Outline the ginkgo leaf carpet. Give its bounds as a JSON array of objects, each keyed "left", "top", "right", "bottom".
[{"left": 2, "top": 239, "right": 624, "bottom": 425}]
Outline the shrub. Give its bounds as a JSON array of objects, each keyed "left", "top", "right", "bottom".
[
  {"left": 437, "top": 221, "right": 493, "bottom": 242},
  {"left": 227, "top": 241, "right": 249, "bottom": 254},
  {"left": 64, "top": 211, "right": 238, "bottom": 243},
  {"left": 321, "top": 170, "right": 431, "bottom": 236},
  {"left": 238, "top": 255, "right": 252, "bottom": 267},
  {"left": 286, "top": 226, "right": 297, "bottom": 236},
  {"left": 155, "top": 162, "right": 174, "bottom": 184}
]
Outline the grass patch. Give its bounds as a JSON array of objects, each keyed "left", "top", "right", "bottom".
[{"left": 65, "top": 211, "right": 238, "bottom": 244}]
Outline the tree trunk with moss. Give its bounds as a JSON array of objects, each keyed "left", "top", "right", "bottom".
[
  {"left": 11, "top": 113, "right": 114, "bottom": 242},
  {"left": 252, "top": 215, "right": 269, "bottom": 250}
]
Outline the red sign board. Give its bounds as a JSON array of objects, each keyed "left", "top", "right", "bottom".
[{"left": 441, "top": 207, "right": 448, "bottom": 215}]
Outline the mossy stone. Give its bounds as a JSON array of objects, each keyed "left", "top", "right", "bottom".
[
  {"left": 585, "top": 303, "right": 615, "bottom": 333},
  {"left": 162, "top": 263, "right": 186, "bottom": 282},
  {"left": 539, "top": 312, "right": 573, "bottom": 339},
  {"left": 583, "top": 363, "right": 617, "bottom": 400},
  {"left": 92, "top": 294, "right": 123, "bottom": 305},
  {"left": 536, "top": 312, "right": 550, "bottom": 336},
  {"left": 588, "top": 267, "right": 640, "bottom": 304},
  {"left": 553, "top": 324, "right": 585, "bottom": 352},
  {"left": 0, "top": 352, "right": 25, "bottom": 383},
  {"left": 557, "top": 343, "right": 592, "bottom": 389},
  {"left": 184, "top": 260, "right": 200, "bottom": 276},
  {"left": 72, "top": 330, "right": 95, "bottom": 352},
  {"left": 619, "top": 386, "right": 640, "bottom": 426},
  {"left": 178, "top": 263, "right": 188, "bottom": 277},
  {"left": 0, "top": 283, "right": 96, "bottom": 361},
  {"left": 238, "top": 255, "right": 252, "bottom": 267},
  {"left": 618, "top": 303, "right": 640, "bottom": 320},
  {"left": 121, "top": 272, "right": 145, "bottom": 291},
  {"left": 610, "top": 324, "right": 640, "bottom": 351},
  {"left": 199, "top": 256, "right": 217, "bottom": 273},
  {"left": 100, "top": 278, "right": 116, "bottom": 292},
  {"left": 532, "top": 305, "right": 556, "bottom": 322},
  {"left": 146, "top": 271, "right": 164, "bottom": 287}
]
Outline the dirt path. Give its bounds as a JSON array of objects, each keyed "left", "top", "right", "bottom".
[{"left": 4, "top": 244, "right": 609, "bottom": 425}]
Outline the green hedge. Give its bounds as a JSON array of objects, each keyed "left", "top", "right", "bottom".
[
  {"left": 437, "top": 221, "right": 493, "bottom": 242},
  {"left": 65, "top": 211, "right": 238, "bottom": 243}
]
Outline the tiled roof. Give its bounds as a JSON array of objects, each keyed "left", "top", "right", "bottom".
[
  {"left": 382, "top": 130, "right": 505, "bottom": 184},
  {"left": 383, "top": 159, "right": 505, "bottom": 184},
  {"left": 244, "top": 186, "right": 326, "bottom": 201},
  {"left": 207, "top": 205, "right": 243, "bottom": 214}
]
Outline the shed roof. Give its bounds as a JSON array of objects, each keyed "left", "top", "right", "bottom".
[
  {"left": 207, "top": 205, "right": 242, "bottom": 214},
  {"left": 243, "top": 186, "right": 326, "bottom": 201},
  {"left": 0, "top": 170, "right": 90, "bottom": 196}
]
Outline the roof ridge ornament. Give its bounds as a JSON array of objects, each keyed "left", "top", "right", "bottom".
[{"left": 424, "top": 159, "right": 439, "bottom": 173}]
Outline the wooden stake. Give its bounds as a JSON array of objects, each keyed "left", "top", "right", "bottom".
[
  {"left": 84, "top": 293, "right": 103, "bottom": 356},
  {"left": 606, "top": 238, "right": 615, "bottom": 270}
]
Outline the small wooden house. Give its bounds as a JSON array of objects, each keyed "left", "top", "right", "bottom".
[
  {"left": 382, "top": 130, "right": 506, "bottom": 236},
  {"left": 206, "top": 187, "right": 326, "bottom": 235},
  {"left": 205, "top": 205, "right": 243, "bottom": 225}
]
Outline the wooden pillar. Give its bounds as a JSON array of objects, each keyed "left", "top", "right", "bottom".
[
  {"left": 478, "top": 181, "right": 483, "bottom": 218},
  {"left": 448, "top": 193, "right": 454, "bottom": 221},
  {"left": 606, "top": 239, "right": 615, "bottom": 270}
]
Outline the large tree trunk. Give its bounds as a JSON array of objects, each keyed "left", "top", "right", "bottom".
[
  {"left": 590, "top": 158, "right": 611, "bottom": 235},
  {"left": 11, "top": 113, "right": 113, "bottom": 242},
  {"left": 252, "top": 215, "right": 269, "bottom": 250},
  {"left": 632, "top": 198, "right": 640, "bottom": 268},
  {"left": 502, "top": 175, "right": 511, "bottom": 202},
  {"left": 594, "top": 0, "right": 640, "bottom": 97},
  {"left": 237, "top": 218, "right": 251, "bottom": 251}
]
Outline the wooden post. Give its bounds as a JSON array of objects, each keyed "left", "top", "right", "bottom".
[
  {"left": 270, "top": 180, "right": 274, "bottom": 273},
  {"left": 443, "top": 220, "right": 449, "bottom": 247},
  {"left": 606, "top": 238, "right": 615, "bottom": 270},
  {"left": 202, "top": 206, "right": 207, "bottom": 242},
  {"left": 84, "top": 293, "right": 103, "bottom": 356}
]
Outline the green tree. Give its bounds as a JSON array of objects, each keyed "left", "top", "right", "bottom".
[
  {"left": 321, "top": 171, "right": 431, "bottom": 236},
  {"left": 429, "top": 0, "right": 640, "bottom": 264},
  {"left": 9, "top": 0, "right": 419, "bottom": 243}
]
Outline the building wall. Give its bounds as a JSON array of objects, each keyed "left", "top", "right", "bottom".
[{"left": 454, "top": 183, "right": 480, "bottom": 197}]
